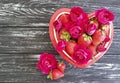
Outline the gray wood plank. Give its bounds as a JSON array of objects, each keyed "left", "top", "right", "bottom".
[{"left": 0, "top": 0, "right": 119, "bottom": 28}]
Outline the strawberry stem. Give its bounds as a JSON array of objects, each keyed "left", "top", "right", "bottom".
[
  {"left": 47, "top": 70, "right": 53, "bottom": 80},
  {"left": 58, "top": 61, "right": 63, "bottom": 66},
  {"left": 60, "top": 31, "right": 71, "bottom": 41}
]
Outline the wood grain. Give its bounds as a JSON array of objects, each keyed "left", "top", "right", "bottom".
[{"left": 0, "top": 0, "right": 120, "bottom": 83}]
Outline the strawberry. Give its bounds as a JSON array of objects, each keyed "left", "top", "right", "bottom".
[
  {"left": 92, "top": 29, "right": 106, "bottom": 46},
  {"left": 52, "top": 69, "right": 64, "bottom": 80},
  {"left": 66, "top": 40, "right": 77, "bottom": 56},
  {"left": 88, "top": 45, "right": 97, "bottom": 56},
  {"left": 59, "top": 28, "right": 71, "bottom": 41},
  {"left": 78, "top": 34, "right": 92, "bottom": 47},
  {"left": 47, "top": 69, "right": 64, "bottom": 80},
  {"left": 57, "top": 62, "right": 66, "bottom": 73},
  {"left": 59, "top": 14, "right": 70, "bottom": 26}
]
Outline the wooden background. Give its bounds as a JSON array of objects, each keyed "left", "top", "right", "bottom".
[{"left": 0, "top": 0, "right": 120, "bottom": 83}]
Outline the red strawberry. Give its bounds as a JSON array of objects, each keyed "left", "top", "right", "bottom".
[
  {"left": 78, "top": 34, "right": 92, "bottom": 47},
  {"left": 92, "top": 29, "right": 106, "bottom": 46},
  {"left": 88, "top": 45, "right": 97, "bottom": 56},
  {"left": 57, "top": 62, "right": 66, "bottom": 73},
  {"left": 47, "top": 69, "right": 64, "bottom": 80},
  {"left": 59, "top": 14, "right": 70, "bottom": 26},
  {"left": 66, "top": 40, "right": 77, "bottom": 56},
  {"left": 52, "top": 69, "right": 64, "bottom": 80}
]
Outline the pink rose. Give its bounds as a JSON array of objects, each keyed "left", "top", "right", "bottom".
[
  {"left": 97, "top": 44, "right": 106, "bottom": 52},
  {"left": 70, "top": 7, "right": 89, "bottom": 25},
  {"left": 53, "top": 20, "right": 62, "bottom": 31},
  {"left": 56, "top": 40, "right": 66, "bottom": 51},
  {"left": 77, "top": 12, "right": 89, "bottom": 26},
  {"left": 69, "top": 26, "right": 83, "bottom": 39},
  {"left": 37, "top": 53, "right": 57, "bottom": 74},
  {"left": 70, "top": 7, "right": 83, "bottom": 22},
  {"left": 72, "top": 45, "right": 92, "bottom": 64},
  {"left": 104, "top": 35, "right": 110, "bottom": 42},
  {"left": 86, "top": 24, "right": 97, "bottom": 35},
  {"left": 95, "top": 8, "right": 114, "bottom": 24}
]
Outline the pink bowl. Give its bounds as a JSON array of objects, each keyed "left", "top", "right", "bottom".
[{"left": 49, "top": 8, "right": 114, "bottom": 68}]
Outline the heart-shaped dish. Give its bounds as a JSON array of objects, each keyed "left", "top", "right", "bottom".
[{"left": 49, "top": 8, "right": 114, "bottom": 68}]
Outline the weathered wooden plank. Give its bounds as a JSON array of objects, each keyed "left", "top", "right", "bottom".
[
  {"left": 0, "top": 0, "right": 120, "bottom": 83},
  {"left": 0, "top": 27, "right": 119, "bottom": 55},
  {"left": 0, "top": 0, "right": 119, "bottom": 28},
  {"left": 0, "top": 54, "right": 120, "bottom": 82}
]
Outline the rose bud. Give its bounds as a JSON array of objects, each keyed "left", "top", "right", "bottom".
[{"left": 86, "top": 24, "right": 97, "bottom": 35}]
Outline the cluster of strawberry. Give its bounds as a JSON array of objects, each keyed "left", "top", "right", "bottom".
[
  {"left": 37, "top": 53, "right": 66, "bottom": 80},
  {"left": 53, "top": 7, "right": 114, "bottom": 64}
]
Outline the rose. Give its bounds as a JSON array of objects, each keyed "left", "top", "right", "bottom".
[
  {"left": 70, "top": 7, "right": 83, "bottom": 22},
  {"left": 69, "top": 26, "right": 83, "bottom": 38},
  {"left": 86, "top": 24, "right": 97, "bottom": 35},
  {"left": 97, "top": 44, "right": 106, "bottom": 52},
  {"left": 53, "top": 20, "right": 62, "bottom": 31},
  {"left": 72, "top": 45, "right": 92, "bottom": 64},
  {"left": 95, "top": 8, "right": 114, "bottom": 24},
  {"left": 70, "top": 7, "right": 89, "bottom": 25},
  {"left": 76, "top": 12, "right": 89, "bottom": 26},
  {"left": 37, "top": 53, "right": 57, "bottom": 74},
  {"left": 56, "top": 40, "right": 66, "bottom": 51}
]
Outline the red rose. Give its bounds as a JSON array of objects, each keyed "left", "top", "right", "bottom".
[
  {"left": 95, "top": 8, "right": 114, "bottom": 24},
  {"left": 53, "top": 20, "right": 62, "bottom": 31},
  {"left": 70, "top": 7, "right": 83, "bottom": 22},
  {"left": 72, "top": 45, "right": 92, "bottom": 64},
  {"left": 37, "top": 53, "right": 57, "bottom": 74},
  {"left": 76, "top": 12, "right": 89, "bottom": 26},
  {"left": 70, "top": 7, "right": 89, "bottom": 25},
  {"left": 56, "top": 40, "right": 66, "bottom": 51},
  {"left": 69, "top": 26, "right": 83, "bottom": 38},
  {"left": 97, "top": 44, "right": 106, "bottom": 52}
]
